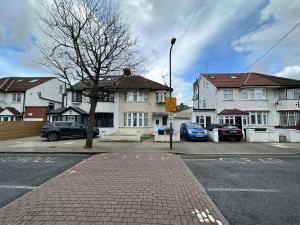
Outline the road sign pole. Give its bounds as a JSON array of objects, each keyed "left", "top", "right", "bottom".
[{"left": 169, "top": 41, "right": 175, "bottom": 149}]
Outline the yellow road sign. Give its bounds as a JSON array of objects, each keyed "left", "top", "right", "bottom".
[{"left": 166, "top": 97, "right": 177, "bottom": 112}]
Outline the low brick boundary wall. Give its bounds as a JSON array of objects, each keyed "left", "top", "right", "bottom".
[{"left": 0, "top": 121, "right": 45, "bottom": 140}]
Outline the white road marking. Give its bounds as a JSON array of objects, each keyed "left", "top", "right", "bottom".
[
  {"left": 184, "top": 159, "right": 217, "bottom": 161},
  {"left": 219, "top": 157, "right": 287, "bottom": 164},
  {"left": 64, "top": 142, "right": 75, "bottom": 145},
  {"left": 0, "top": 185, "right": 36, "bottom": 190},
  {"left": 216, "top": 220, "right": 223, "bottom": 225},
  {"left": 196, "top": 213, "right": 204, "bottom": 222},
  {"left": 208, "top": 215, "right": 216, "bottom": 223},
  {"left": 192, "top": 208, "right": 221, "bottom": 224},
  {"left": 269, "top": 143, "right": 291, "bottom": 149},
  {"left": 207, "top": 188, "right": 279, "bottom": 193}
]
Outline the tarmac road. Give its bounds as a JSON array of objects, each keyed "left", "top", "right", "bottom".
[
  {"left": 0, "top": 154, "right": 89, "bottom": 208},
  {"left": 182, "top": 154, "right": 300, "bottom": 225}
]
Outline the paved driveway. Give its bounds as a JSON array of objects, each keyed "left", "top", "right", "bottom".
[
  {"left": 182, "top": 155, "right": 300, "bottom": 225},
  {"left": 0, "top": 154, "right": 89, "bottom": 208}
]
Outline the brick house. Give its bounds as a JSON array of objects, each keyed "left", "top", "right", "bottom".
[
  {"left": 193, "top": 72, "right": 300, "bottom": 129},
  {"left": 0, "top": 77, "right": 65, "bottom": 121}
]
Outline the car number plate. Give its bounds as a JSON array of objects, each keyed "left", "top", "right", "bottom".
[
  {"left": 197, "top": 133, "right": 204, "bottom": 137},
  {"left": 230, "top": 131, "right": 238, "bottom": 134}
]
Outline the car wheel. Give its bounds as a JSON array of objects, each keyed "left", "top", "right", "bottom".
[{"left": 47, "top": 132, "right": 59, "bottom": 142}]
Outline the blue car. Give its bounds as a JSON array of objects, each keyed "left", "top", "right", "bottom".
[{"left": 180, "top": 122, "right": 208, "bottom": 141}]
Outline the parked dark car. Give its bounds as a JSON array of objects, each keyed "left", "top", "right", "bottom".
[
  {"left": 218, "top": 124, "right": 243, "bottom": 141},
  {"left": 41, "top": 121, "right": 99, "bottom": 141},
  {"left": 180, "top": 122, "right": 208, "bottom": 141},
  {"left": 205, "top": 124, "right": 223, "bottom": 131}
]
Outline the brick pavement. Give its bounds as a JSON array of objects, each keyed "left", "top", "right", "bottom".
[{"left": 0, "top": 153, "right": 229, "bottom": 225}]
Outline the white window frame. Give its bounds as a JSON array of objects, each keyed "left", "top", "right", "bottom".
[
  {"left": 156, "top": 91, "right": 167, "bottom": 103},
  {"left": 124, "top": 112, "right": 148, "bottom": 127},
  {"left": 280, "top": 111, "right": 300, "bottom": 126},
  {"left": 223, "top": 90, "right": 233, "bottom": 100},
  {"left": 12, "top": 93, "right": 22, "bottom": 102},
  {"left": 125, "top": 91, "right": 148, "bottom": 102},
  {"left": 241, "top": 88, "right": 266, "bottom": 100},
  {"left": 248, "top": 112, "right": 268, "bottom": 125},
  {"left": 278, "top": 89, "right": 300, "bottom": 100}
]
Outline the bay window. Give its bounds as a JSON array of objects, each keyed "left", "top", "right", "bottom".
[
  {"left": 124, "top": 112, "right": 148, "bottom": 127},
  {"left": 279, "top": 111, "right": 300, "bottom": 126},
  {"left": 248, "top": 112, "right": 268, "bottom": 125},
  {"left": 156, "top": 91, "right": 167, "bottom": 102},
  {"left": 219, "top": 116, "right": 234, "bottom": 124}
]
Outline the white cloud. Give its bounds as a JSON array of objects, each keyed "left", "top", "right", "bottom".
[
  {"left": 0, "top": 0, "right": 268, "bottom": 105},
  {"left": 276, "top": 65, "right": 300, "bottom": 80},
  {"left": 120, "top": 0, "right": 263, "bottom": 105},
  {"left": 232, "top": 0, "right": 300, "bottom": 76}
]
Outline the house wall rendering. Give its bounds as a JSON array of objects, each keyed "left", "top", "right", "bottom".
[{"left": 193, "top": 73, "right": 300, "bottom": 129}]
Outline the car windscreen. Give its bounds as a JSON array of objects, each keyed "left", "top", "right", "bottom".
[
  {"left": 44, "top": 123, "right": 53, "bottom": 127},
  {"left": 222, "top": 125, "right": 238, "bottom": 129},
  {"left": 186, "top": 123, "right": 203, "bottom": 129}
]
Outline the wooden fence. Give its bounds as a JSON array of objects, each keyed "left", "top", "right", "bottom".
[{"left": 0, "top": 121, "right": 45, "bottom": 140}]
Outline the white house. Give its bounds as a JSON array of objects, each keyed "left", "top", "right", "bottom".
[
  {"left": 48, "top": 69, "right": 171, "bottom": 135},
  {"left": 192, "top": 73, "right": 300, "bottom": 130},
  {"left": 0, "top": 77, "right": 65, "bottom": 121}
]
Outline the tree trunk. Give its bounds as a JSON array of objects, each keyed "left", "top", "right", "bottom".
[{"left": 85, "top": 96, "right": 97, "bottom": 149}]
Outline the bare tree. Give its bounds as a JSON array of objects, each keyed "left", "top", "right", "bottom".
[{"left": 37, "top": 0, "right": 139, "bottom": 148}]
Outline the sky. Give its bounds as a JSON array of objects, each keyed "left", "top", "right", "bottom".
[{"left": 0, "top": 0, "right": 300, "bottom": 105}]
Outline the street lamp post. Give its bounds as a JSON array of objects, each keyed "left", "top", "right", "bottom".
[{"left": 169, "top": 37, "right": 176, "bottom": 149}]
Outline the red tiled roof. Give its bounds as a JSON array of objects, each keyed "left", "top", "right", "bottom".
[
  {"left": 203, "top": 73, "right": 300, "bottom": 88},
  {"left": 0, "top": 107, "right": 22, "bottom": 116},
  {"left": 218, "top": 109, "right": 248, "bottom": 115},
  {"left": 0, "top": 77, "right": 56, "bottom": 92}
]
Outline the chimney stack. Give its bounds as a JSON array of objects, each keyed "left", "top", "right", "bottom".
[{"left": 123, "top": 68, "right": 131, "bottom": 77}]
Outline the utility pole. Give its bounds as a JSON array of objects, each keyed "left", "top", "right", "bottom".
[{"left": 169, "top": 38, "right": 176, "bottom": 149}]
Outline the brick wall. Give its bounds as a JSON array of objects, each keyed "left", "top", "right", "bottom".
[
  {"left": 0, "top": 121, "right": 45, "bottom": 140},
  {"left": 24, "top": 106, "right": 49, "bottom": 121}
]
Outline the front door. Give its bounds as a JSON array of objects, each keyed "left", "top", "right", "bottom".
[{"left": 235, "top": 116, "right": 242, "bottom": 129}]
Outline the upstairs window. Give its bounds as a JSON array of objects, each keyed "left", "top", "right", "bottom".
[
  {"left": 278, "top": 89, "right": 300, "bottom": 100},
  {"left": 12, "top": 93, "right": 22, "bottom": 102},
  {"left": 156, "top": 91, "right": 167, "bottom": 102},
  {"left": 72, "top": 91, "right": 82, "bottom": 102},
  {"left": 241, "top": 89, "right": 266, "bottom": 100},
  {"left": 223, "top": 90, "right": 233, "bottom": 100},
  {"left": 98, "top": 91, "right": 114, "bottom": 102},
  {"left": 125, "top": 91, "right": 148, "bottom": 102}
]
